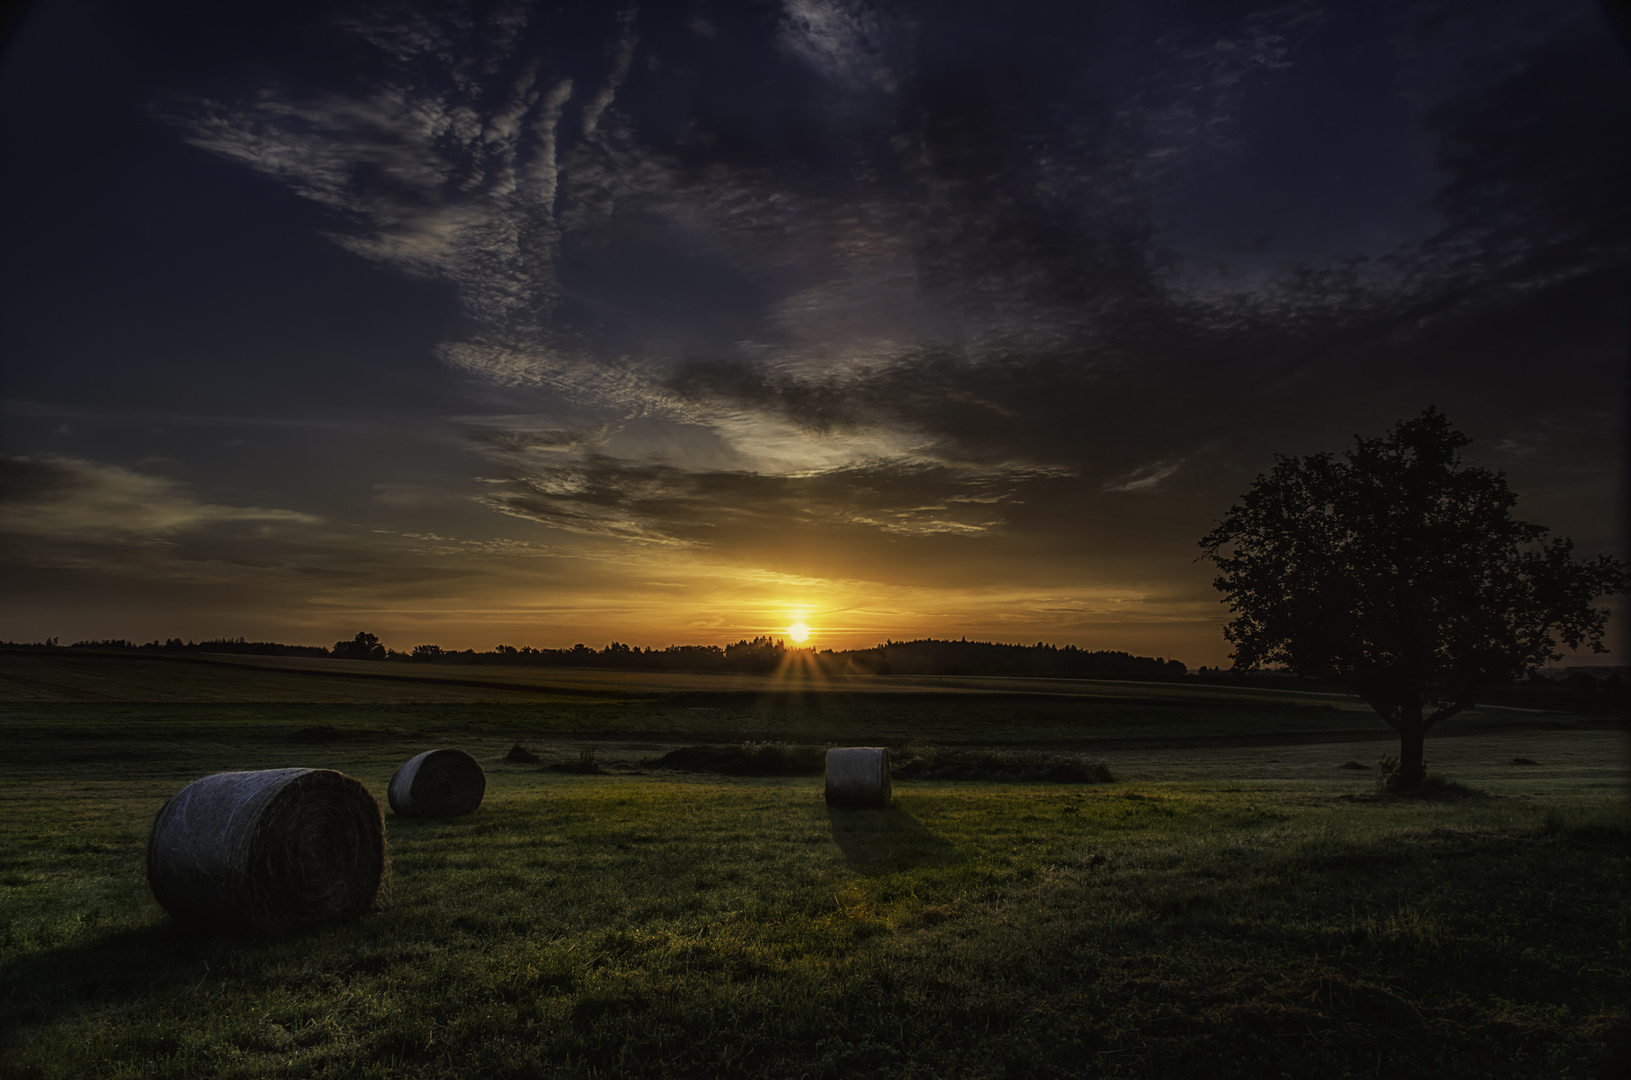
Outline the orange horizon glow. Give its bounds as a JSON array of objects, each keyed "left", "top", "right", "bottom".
[{"left": 7, "top": 577, "right": 1297, "bottom": 669}]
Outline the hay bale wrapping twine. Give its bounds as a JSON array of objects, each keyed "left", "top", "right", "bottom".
[
  {"left": 389, "top": 748, "right": 486, "bottom": 818},
  {"left": 147, "top": 768, "right": 387, "bottom": 932},
  {"left": 824, "top": 747, "right": 892, "bottom": 808}
]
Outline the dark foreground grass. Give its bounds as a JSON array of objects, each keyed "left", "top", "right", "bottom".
[
  {"left": 3, "top": 765, "right": 1627, "bottom": 1078},
  {"left": 1, "top": 668, "right": 1626, "bottom": 1079}
]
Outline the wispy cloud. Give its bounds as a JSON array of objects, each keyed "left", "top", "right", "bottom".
[
  {"left": 477, "top": 453, "right": 1054, "bottom": 547},
  {"left": 779, "top": 0, "right": 904, "bottom": 91},
  {"left": 582, "top": 9, "right": 637, "bottom": 137},
  {"left": 1103, "top": 460, "right": 1183, "bottom": 493},
  {"left": 0, "top": 455, "right": 318, "bottom": 540}
]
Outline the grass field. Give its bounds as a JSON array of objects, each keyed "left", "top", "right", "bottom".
[{"left": 1, "top": 650, "right": 1627, "bottom": 1078}]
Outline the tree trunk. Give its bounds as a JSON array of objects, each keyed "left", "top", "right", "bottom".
[{"left": 1397, "top": 724, "right": 1426, "bottom": 791}]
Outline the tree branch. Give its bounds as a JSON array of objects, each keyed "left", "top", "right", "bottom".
[{"left": 1369, "top": 703, "right": 1404, "bottom": 732}]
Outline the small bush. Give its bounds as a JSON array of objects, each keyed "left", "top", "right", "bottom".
[
  {"left": 1338, "top": 761, "right": 1370, "bottom": 770},
  {"left": 503, "top": 743, "right": 540, "bottom": 764},
  {"left": 1375, "top": 757, "right": 1485, "bottom": 798},
  {"left": 1375, "top": 756, "right": 1402, "bottom": 793},
  {"left": 647, "top": 743, "right": 824, "bottom": 776}
]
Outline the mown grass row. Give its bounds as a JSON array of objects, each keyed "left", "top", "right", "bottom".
[
  {"left": 2, "top": 697, "right": 1587, "bottom": 779},
  {"left": 3, "top": 771, "right": 1626, "bottom": 1079}
]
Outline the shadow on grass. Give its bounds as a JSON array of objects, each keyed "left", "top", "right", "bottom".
[
  {"left": 0, "top": 920, "right": 231, "bottom": 1035},
  {"left": 825, "top": 803, "right": 953, "bottom": 876},
  {"left": 0, "top": 911, "right": 380, "bottom": 1040}
]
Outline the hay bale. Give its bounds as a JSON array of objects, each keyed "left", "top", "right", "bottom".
[
  {"left": 388, "top": 748, "right": 485, "bottom": 818},
  {"left": 825, "top": 747, "right": 891, "bottom": 808},
  {"left": 146, "top": 768, "right": 386, "bottom": 933}
]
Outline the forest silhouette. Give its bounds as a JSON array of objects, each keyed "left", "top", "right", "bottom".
[{"left": 25, "top": 633, "right": 1188, "bottom": 680}]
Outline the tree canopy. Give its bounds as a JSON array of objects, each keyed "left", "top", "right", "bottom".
[
  {"left": 332, "top": 631, "right": 387, "bottom": 662},
  {"left": 1199, "top": 408, "right": 1624, "bottom": 789}
]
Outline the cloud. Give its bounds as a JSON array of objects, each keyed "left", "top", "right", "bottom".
[
  {"left": 582, "top": 9, "right": 637, "bottom": 137},
  {"left": 150, "top": 0, "right": 1629, "bottom": 568},
  {"left": 463, "top": 423, "right": 612, "bottom": 454},
  {"left": 779, "top": 0, "right": 904, "bottom": 91},
  {"left": 1103, "top": 461, "right": 1183, "bottom": 493},
  {"left": 0, "top": 455, "right": 319, "bottom": 541},
  {"left": 162, "top": 8, "right": 582, "bottom": 359},
  {"left": 478, "top": 453, "right": 1051, "bottom": 547}
]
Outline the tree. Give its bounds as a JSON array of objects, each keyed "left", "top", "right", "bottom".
[
  {"left": 1198, "top": 408, "right": 1624, "bottom": 791},
  {"left": 332, "top": 631, "right": 387, "bottom": 661}
]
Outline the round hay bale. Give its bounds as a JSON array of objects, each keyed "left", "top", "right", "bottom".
[
  {"left": 146, "top": 768, "right": 386, "bottom": 933},
  {"left": 824, "top": 747, "right": 892, "bottom": 808},
  {"left": 388, "top": 748, "right": 486, "bottom": 818}
]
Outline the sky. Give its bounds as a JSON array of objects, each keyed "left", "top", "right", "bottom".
[{"left": 0, "top": 0, "right": 1626, "bottom": 665}]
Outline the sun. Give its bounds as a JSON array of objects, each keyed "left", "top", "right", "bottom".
[{"left": 787, "top": 621, "right": 811, "bottom": 644}]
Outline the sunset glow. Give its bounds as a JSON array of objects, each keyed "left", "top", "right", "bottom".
[
  {"left": 0, "top": 0, "right": 1621, "bottom": 670},
  {"left": 1, "top": 7, "right": 1625, "bottom": 1074}
]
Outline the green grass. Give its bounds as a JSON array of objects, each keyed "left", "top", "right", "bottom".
[
  {"left": 1, "top": 657, "right": 1627, "bottom": 1078},
  {"left": 0, "top": 649, "right": 1383, "bottom": 711}
]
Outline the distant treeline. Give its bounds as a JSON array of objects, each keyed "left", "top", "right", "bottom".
[
  {"left": 16, "top": 632, "right": 1186, "bottom": 680},
  {"left": 22, "top": 636, "right": 330, "bottom": 657},
  {"left": 355, "top": 633, "right": 1188, "bottom": 679},
  {"left": 316, "top": 632, "right": 1192, "bottom": 679},
  {"left": 12, "top": 635, "right": 1625, "bottom": 701},
  {"left": 357, "top": 634, "right": 806, "bottom": 674},
  {"left": 829, "top": 639, "right": 1188, "bottom": 680}
]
